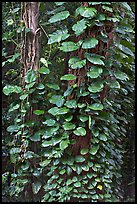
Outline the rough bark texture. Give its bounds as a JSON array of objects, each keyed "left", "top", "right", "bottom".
[{"left": 21, "top": 2, "right": 40, "bottom": 82}]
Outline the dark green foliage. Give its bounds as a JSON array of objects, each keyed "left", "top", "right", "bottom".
[{"left": 2, "top": 2, "right": 135, "bottom": 202}]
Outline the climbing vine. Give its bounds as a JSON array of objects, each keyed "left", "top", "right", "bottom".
[{"left": 2, "top": 2, "right": 135, "bottom": 202}]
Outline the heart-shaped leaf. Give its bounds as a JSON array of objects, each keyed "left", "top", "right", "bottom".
[
  {"left": 63, "top": 122, "right": 76, "bottom": 130},
  {"left": 48, "top": 11, "right": 70, "bottom": 23},
  {"left": 68, "top": 57, "right": 86, "bottom": 69},
  {"left": 72, "top": 19, "right": 88, "bottom": 36},
  {"left": 59, "top": 41, "right": 79, "bottom": 52},
  {"left": 73, "top": 127, "right": 86, "bottom": 136},
  {"left": 48, "top": 29, "right": 70, "bottom": 44},
  {"left": 87, "top": 66, "right": 103, "bottom": 78},
  {"left": 32, "top": 181, "right": 42, "bottom": 194},
  {"left": 90, "top": 145, "right": 99, "bottom": 155},
  {"left": 88, "top": 81, "right": 104, "bottom": 93},
  {"left": 60, "top": 140, "right": 69, "bottom": 150},
  {"left": 99, "top": 134, "right": 107, "bottom": 141},
  {"left": 65, "top": 100, "right": 77, "bottom": 108},
  {"left": 82, "top": 38, "right": 98, "bottom": 49},
  {"left": 85, "top": 53, "right": 104, "bottom": 65},
  {"left": 38, "top": 67, "right": 50, "bottom": 74},
  {"left": 61, "top": 74, "right": 76, "bottom": 80},
  {"left": 88, "top": 103, "right": 103, "bottom": 111}
]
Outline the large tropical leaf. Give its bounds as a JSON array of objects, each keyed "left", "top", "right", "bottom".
[
  {"left": 48, "top": 29, "right": 70, "bottom": 44},
  {"left": 48, "top": 11, "right": 70, "bottom": 23},
  {"left": 82, "top": 38, "right": 98, "bottom": 49},
  {"left": 59, "top": 41, "right": 79, "bottom": 52}
]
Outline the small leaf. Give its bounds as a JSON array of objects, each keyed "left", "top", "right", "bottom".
[
  {"left": 97, "top": 184, "right": 103, "bottom": 190},
  {"left": 61, "top": 74, "right": 76, "bottom": 81},
  {"left": 40, "top": 58, "right": 48, "bottom": 67},
  {"left": 88, "top": 81, "right": 104, "bottom": 93},
  {"left": 88, "top": 103, "right": 103, "bottom": 111},
  {"left": 77, "top": 6, "right": 97, "bottom": 18},
  {"left": 90, "top": 145, "right": 99, "bottom": 155},
  {"left": 48, "top": 107, "right": 59, "bottom": 116},
  {"left": 80, "top": 148, "right": 89, "bottom": 156},
  {"left": 25, "top": 69, "right": 37, "bottom": 83},
  {"left": 49, "top": 95, "right": 65, "bottom": 107},
  {"left": 79, "top": 115, "right": 88, "bottom": 122},
  {"left": 114, "top": 70, "right": 129, "bottom": 81},
  {"left": 32, "top": 181, "right": 42, "bottom": 194},
  {"left": 72, "top": 19, "right": 88, "bottom": 36},
  {"left": 75, "top": 155, "right": 85, "bottom": 163},
  {"left": 65, "top": 100, "right": 77, "bottom": 108},
  {"left": 73, "top": 127, "right": 86, "bottom": 136},
  {"left": 48, "top": 29, "right": 70, "bottom": 44},
  {"left": 33, "top": 110, "right": 45, "bottom": 115},
  {"left": 46, "top": 83, "right": 60, "bottom": 90},
  {"left": 74, "top": 181, "right": 81, "bottom": 187},
  {"left": 30, "top": 133, "right": 41, "bottom": 142},
  {"left": 7, "top": 125, "right": 19, "bottom": 133},
  {"left": 43, "top": 119, "right": 56, "bottom": 126},
  {"left": 99, "top": 134, "right": 107, "bottom": 141},
  {"left": 20, "top": 94, "right": 28, "bottom": 100},
  {"left": 3, "top": 85, "right": 22, "bottom": 95},
  {"left": 60, "top": 140, "right": 69, "bottom": 150},
  {"left": 87, "top": 66, "right": 103, "bottom": 78},
  {"left": 48, "top": 11, "right": 70, "bottom": 23},
  {"left": 68, "top": 57, "right": 86, "bottom": 69},
  {"left": 82, "top": 38, "right": 98, "bottom": 49},
  {"left": 63, "top": 122, "right": 76, "bottom": 130},
  {"left": 59, "top": 41, "right": 79, "bottom": 52},
  {"left": 66, "top": 179, "right": 73, "bottom": 185},
  {"left": 38, "top": 67, "right": 50, "bottom": 74},
  {"left": 85, "top": 53, "right": 104, "bottom": 65},
  {"left": 37, "top": 83, "right": 45, "bottom": 90}
]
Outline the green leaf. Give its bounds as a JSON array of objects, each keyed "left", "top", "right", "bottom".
[
  {"left": 48, "top": 11, "right": 70, "bottom": 23},
  {"left": 87, "top": 172, "right": 94, "bottom": 179},
  {"left": 110, "top": 80, "right": 120, "bottom": 89},
  {"left": 33, "top": 110, "right": 45, "bottom": 115},
  {"left": 25, "top": 69, "right": 37, "bottom": 83},
  {"left": 85, "top": 53, "right": 104, "bottom": 65},
  {"left": 90, "top": 145, "right": 99, "bottom": 155},
  {"left": 82, "top": 38, "right": 98, "bottom": 49},
  {"left": 74, "top": 181, "right": 81, "bottom": 187},
  {"left": 32, "top": 181, "right": 42, "bottom": 194},
  {"left": 37, "top": 83, "right": 45, "bottom": 90},
  {"left": 88, "top": 81, "right": 104, "bottom": 93},
  {"left": 63, "top": 122, "right": 76, "bottom": 130},
  {"left": 39, "top": 159, "right": 51, "bottom": 167},
  {"left": 46, "top": 83, "right": 60, "bottom": 90},
  {"left": 72, "top": 19, "right": 88, "bottom": 36},
  {"left": 65, "top": 100, "right": 77, "bottom": 108},
  {"left": 59, "top": 41, "right": 79, "bottom": 52},
  {"left": 81, "top": 164, "right": 89, "bottom": 171},
  {"left": 88, "top": 103, "right": 103, "bottom": 111},
  {"left": 10, "top": 147, "right": 21, "bottom": 154},
  {"left": 40, "top": 58, "right": 48, "bottom": 67},
  {"left": 61, "top": 74, "right": 76, "bottom": 81},
  {"left": 76, "top": 165, "right": 82, "bottom": 174},
  {"left": 79, "top": 115, "right": 88, "bottom": 122},
  {"left": 43, "top": 119, "right": 56, "bottom": 126},
  {"left": 60, "top": 140, "right": 69, "bottom": 150},
  {"left": 55, "top": 2, "right": 65, "bottom": 6},
  {"left": 57, "top": 107, "right": 69, "bottom": 115},
  {"left": 7, "top": 125, "right": 19, "bottom": 133},
  {"left": 68, "top": 57, "right": 86, "bottom": 69},
  {"left": 99, "top": 134, "right": 107, "bottom": 141},
  {"left": 66, "top": 179, "right": 73, "bottom": 185},
  {"left": 87, "top": 66, "right": 103, "bottom": 78},
  {"left": 30, "top": 133, "right": 41, "bottom": 142},
  {"left": 38, "top": 67, "right": 50, "bottom": 74},
  {"left": 75, "top": 155, "right": 85, "bottom": 163},
  {"left": 49, "top": 95, "right": 65, "bottom": 107},
  {"left": 77, "top": 6, "right": 97, "bottom": 18},
  {"left": 20, "top": 94, "right": 28, "bottom": 100},
  {"left": 3, "top": 85, "right": 22, "bottom": 95},
  {"left": 48, "top": 107, "right": 59, "bottom": 116},
  {"left": 80, "top": 148, "right": 89, "bottom": 155},
  {"left": 42, "top": 140, "right": 53, "bottom": 147},
  {"left": 73, "top": 127, "right": 86, "bottom": 136},
  {"left": 48, "top": 29, "right": 70, "bottom": 44},
  {"left": 102, "top": 5, "right": 113, "bottom": 12},
  {"left": 59, "top": 169, "right": 66, "bottom": 175},
  {"left": 114, "top": 70, "right": 129, "bottom": 81}
]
